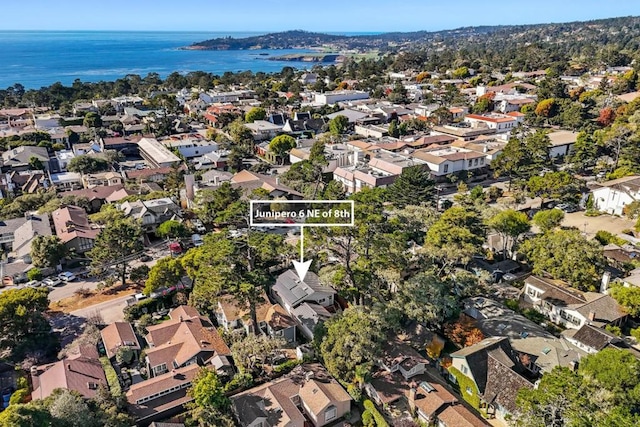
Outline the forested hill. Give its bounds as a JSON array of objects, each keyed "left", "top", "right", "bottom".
[{"left": 187, "top": 16, "right": 640, "bottom": 51}]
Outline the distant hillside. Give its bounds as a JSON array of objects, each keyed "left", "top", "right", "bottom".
[
  {"left": 185, "top": 27, "right": 507, "bottom": 51},
  {"left": 186, "top": 17, "right": 640, "bottom": 53}
]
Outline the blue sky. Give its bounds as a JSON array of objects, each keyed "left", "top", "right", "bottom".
[{"left": 3, "top": 1, "right": 639, "bottom": 32}]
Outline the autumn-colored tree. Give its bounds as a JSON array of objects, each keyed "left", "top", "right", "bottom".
[
  {"left": 444, "top": 314, "right": 485, "bottom": 347},
  {"left": 535, "top": 98, "right": 557, "bottom": 117},
  {"left": 426, "top": 335, "right": 445, "bottom": 359},
  {"left": 416, "top": 72, "right": 431, "bottom": 83},
  {"left": 597, "top": 107, "right": 616, "bottom": 127}
]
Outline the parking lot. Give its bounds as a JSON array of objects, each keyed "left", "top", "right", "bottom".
[{"left": 561, "top": 211, "right": 636, "bottom": 239}]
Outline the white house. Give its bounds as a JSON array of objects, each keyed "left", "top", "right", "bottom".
[
  {"left": 522, "top": 275, "right": 627, "bottom": 330},
  {"left": 592, "top": 175, "right": 640, "bottom": 215},
  {"left": 314, "top": 90, "right": 369, "bottom": 105},
  {"left": 548, "top": 130, "right": 578, "bottom": 158},
  {"left": 464, "top": 113, "right": 519, "bottom": 133},
  {"left": 163, "top": 137, "right": 219, "bottom": 159}
]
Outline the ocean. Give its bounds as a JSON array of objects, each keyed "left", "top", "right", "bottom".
[{"left": 0, "top": 31, "right": 319, "bottom": 89}]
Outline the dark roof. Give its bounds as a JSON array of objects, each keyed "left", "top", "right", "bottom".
[
  {"left": 574, "top": 295, "right": 627, "bottom": 325},
  {"left": 525, "top": 276, "right": 586, "bottom": 306},
  {"left": 571, "top": 324, "right": 621, "bottom": 351},
  {"left": 483, "top": 354, "right": 533, "bottom": 414},
  {"left": 450, "top": 337, "right": 513, "bottom": 394}
]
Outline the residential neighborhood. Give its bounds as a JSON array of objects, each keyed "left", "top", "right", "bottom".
[{"left": 1, "top": 12, "right": 640, "bottom": 427}]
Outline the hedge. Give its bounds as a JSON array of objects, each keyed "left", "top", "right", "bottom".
[
  {"left": 100, "top": 357, "right": 122, "bottom": 396},
  {"left": 363, "top": 399, "right": 389, "bottom": 427}
]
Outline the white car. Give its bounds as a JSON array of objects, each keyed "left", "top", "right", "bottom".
[
  {"left": 25, "top": 280, "right": 41, "bottom": 288},
  {"left": 43, "top": 277, "right": 62, "bottom": 287},
  {"left": 58, "top": 271, "right": 76, "bottom": 281},
  {"left": 192, "top": 219, "right": 206, "bottom": 233}
]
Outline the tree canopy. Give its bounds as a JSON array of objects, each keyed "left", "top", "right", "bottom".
[{"left": 520, "top": 229, "right": 606, "bottom": 290}]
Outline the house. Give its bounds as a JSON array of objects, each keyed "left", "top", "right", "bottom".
[
  {"left": 333, "top": 165, "right": 397, "bottom": 194},
  {"left": 412, "top": 146, "right": 488, "bottom": 178},
  {"left": 522, "top": 275, "right": 627, "bottom": 330},
  {"left": 449, "top": 337, "right": 534, "bottom": 421},
  {"left": 2, "top": 170, "right": 48, "bottom": 195},
  {"left": 126, "top": 364, "right": 201, "bottom": 424},
  {"left": 326, "top": 108, "right": 370, "bottom": 124},
  {"left": 119, "top": 198, "right": 181, "bottom": 234},
  {"left": 31, "top": 346, "right": 106, "bottom": 400},
  {"left": 64, "top": 184, "right": 132, "bottom": 212},
  {"left": 124, "top": 166, "right": 176, "bottom": 183},
  {"left": 52, "top": 205, "right": 100, "bottom": 254},
  {"left": 193, "top": 150, "right": 230, "bottom": 171},
  {"left": 100, "top": 322, "right": 141, "bottom": 361},
  {"left": 231, "top": 363, "right": 352, "bottom": 427},
  {"left": 138, "top": 137, "right": 182, "bottom": 168},
  {"left": 99, "top": 135, "right": 142, "bottom": 156},
  {"left": 299, "top": 72, "right": 318, "bottom": 85},
  {"left": 547, "top": 130, "right": 578, "bottom": 158},
  {"left": 0, "top": 212, "right": 53, "bottom": 277},
  {"left": 463, "top": 297, "right": 554, "bottom": 340},
  {"left": 463, "top": 113, "right": 519, "bottom": 133},
  {"left": 509, "top": 336, "right": 585, "bottom": 375},
  {"left": 592, "top": 175, "right": 640, "bottom": 215},
  {"left": 436, "top": 405, "right": 491, "bottom": 427},
  {"left": 364, "top": 340, "right": 431, "bottom": 406},
  {"left": 49, "top": 171, "right": 83, "bottom": 191},
  {"left": 289, "top": 141, "right": 354, "bottom": 173},
  {"left": 244, "top": 120, "right": 283, "bottom": 141},
  {"left": 215, "top": 293, "right": 297, "bottom": 343},
  {"left": 82, "top": 171, "right": 123, "bottom": 189},
  {"left": 1, "top": 146, "right": 50, "bottom": 172},
  {"left": 231, "top": 170, "right": 303, "bottom": 199},
  {"left": 163, "top": 136, "right": 219, "bottom": 159},
  {"left": 314, "top": 90, "right": 370, "bottom": 105},
  {"left": 144, "top": 306, "right": 232, "bottom": 379},
  {"left": 54, "top": 150, "right": 76, "bottom": 171},
  {"left": 272, "top": 270, "right": 338, "bottom": 340},
  {"left": 562, "top": 323, "right": 622, "bottom": 354}
]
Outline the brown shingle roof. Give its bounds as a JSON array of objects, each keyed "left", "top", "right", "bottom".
[
  {"left": 145, "top": 306, "right": 230, "bottom": 370},
  {"left": 31, "top": 354, "right": 107, "bottom": 400},
  {"left": 52, "top": 205, "right": 100, "bottom": 243},
  {"left": 126, "top": 364, "right": 199, "bottom": 404},
  {"left": 412, "top": 382, "right": 457, "bottom": 417},
  {"left": 570, "top": 324, "right": 621, "bottom": 351},
  {"left": 100, "top": 322, "right": 141, "bottom": 359},
  {"left": 437, "top": 405, "right": 491, "bottom": 427}
]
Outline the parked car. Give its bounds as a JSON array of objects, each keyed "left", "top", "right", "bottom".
[
  {"left": 192, "top": 219, "right": 206, "bottom": 233},
  {"left": 139, "top": 254, "right": 153, "bottom": 262},
  {"left": 58, "top": 271, "right": 76, "bottom": 281},
  {"left": 556, "top": 203, "right": 578, "bottom": 213},
  {"left": 191, "top": 233, "right": 204, "bottom": 247},
  {"left": 25, "top": 280, "right": 41, "bottom": 288},
  {"left": 43, "top": 277, "right": 62, "bottom": 287}
]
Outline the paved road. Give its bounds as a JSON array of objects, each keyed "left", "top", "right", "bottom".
[
  {"left": 70, "top": 294, "right": 134, "bottom": 324},
  {"left": 48, "top": 277, "right": 101, "bottom": 301}
]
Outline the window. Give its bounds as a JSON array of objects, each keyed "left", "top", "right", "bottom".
[
  {"left": 443, "top": 164, "right": 449, "bottom": 173},
  {"left": 474, "top": 158, "right": 478, "bottom": 166},
  {"left": 468, "top": 160, "right": 472, "bottom": 167},
  {"left": 325, "top": 405, "right": 337, "bottom": 422},
  {"left": 461, "top": 365, "right": 468, "bottom": 374}
]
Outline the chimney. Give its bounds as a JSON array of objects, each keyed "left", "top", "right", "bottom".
[
  {"left": 588, "top": 311, "right": 596, "bottom": 322},
  {"left": 600, "top": 271, "right": 611, "bottom": 294},
  {"left": 408, "top": 386, "right": 417, "bottom": 414},
  {"left": 179, "top": 315, "right": 184, "bottom": 322},
  {"left": 569, "top": 360, "right": 579, "bottom": 372},
  {"left": 67, "top": 364, "right": 72, "bottom": 371},
  {"left": 275, "top": 177, "right": 280, "bottom": 185}
]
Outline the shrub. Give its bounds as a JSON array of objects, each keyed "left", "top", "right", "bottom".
[
  {"left": 9, "top": 388, "right": 29, "bottom": 405},
  {"left": 27, "top": 268, "right": 42, "bottom": 281},
  {"left": 100, "top": 357, "right": 122, "bottom": 397},
  {"left": 363, "top": 400, "right": 389, "bottom": 427},
  {"left": 74, "top": 287, "right": 92, "bottom": 298},
  {"left": 273, "top": 359, "right": 301, "bottom": 374}
]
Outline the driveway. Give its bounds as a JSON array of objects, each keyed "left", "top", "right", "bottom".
[{"left": 561, "top": 212, "right": 635, "bottom": 239}]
